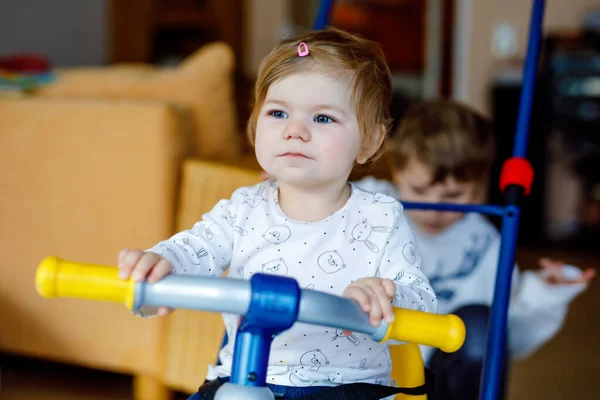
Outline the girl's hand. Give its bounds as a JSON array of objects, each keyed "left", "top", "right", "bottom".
[
  {"left": 538, "top": 257, "right": 596, "bottom": 285},
  {"left": 344, "top": 278, "right": 396, "bottom": 326},
  {"left": 118, "top": 248, "right": 174, "bottom": 316}
]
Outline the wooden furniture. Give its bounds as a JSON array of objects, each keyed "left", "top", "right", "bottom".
[{"left": 109, "top": 0, "right": 244, "bottom": 68}]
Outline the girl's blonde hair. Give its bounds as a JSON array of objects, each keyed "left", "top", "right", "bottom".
[{"left": 247, "top": 28, "right": 393, "bottom": 163}]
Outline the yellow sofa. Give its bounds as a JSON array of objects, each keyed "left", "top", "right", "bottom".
[
  {"left": 0, "top": 97, "right": 184, "bottom": 399},
  {"left": 0, "top": 41, "right": 258, "bottom": 400},
  {"left": 35, "top": 41, "right": 243, "bottom": 162}
]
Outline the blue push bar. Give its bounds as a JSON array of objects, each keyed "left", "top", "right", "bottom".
[
  {"left": 402, "top": 202, "right": 507, "bottom": 217},
  {"left": 481, "top": 1, "right": 546, "bottom": 399},
  {"left": 313, "top": 0, "right": 335, "bottom": 30}
]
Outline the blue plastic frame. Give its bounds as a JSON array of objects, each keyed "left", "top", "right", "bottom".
[
  {"left": 230, "top": 274, "right": 301, "bottom": 387},
  {"left": 310, "top": 1, "right": 546, "bottom": 399}
]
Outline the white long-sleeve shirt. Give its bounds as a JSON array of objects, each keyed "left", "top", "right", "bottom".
[
  {"left": 145, "top": 179, "right": 437, "bottom": 387},
  {"left": 356, "top": 177, "right": 587, "bottom": 363}
]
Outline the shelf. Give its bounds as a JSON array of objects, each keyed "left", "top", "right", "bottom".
[{"left": 155, "top": 8, "right": 214, "bottom": 29}]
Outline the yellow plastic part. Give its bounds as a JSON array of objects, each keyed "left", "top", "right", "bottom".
[
  {"left": 382, "top": 307, "right": 466, "bottom": 353},
  {"left": 35, "top": 256, "right": 136, "bottom": 310},
  {"left": 390, "top": 343, "right": 427, "bottom": 400}
]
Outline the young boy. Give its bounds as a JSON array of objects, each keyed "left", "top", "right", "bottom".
[{"left": 357, "top": 99, "right": 595, "bottom": 400}]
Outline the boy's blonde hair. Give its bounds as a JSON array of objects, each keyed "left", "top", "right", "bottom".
[
  {"left": 247, "top": 28, "right": 393, "bottom": 163},
  {"left": 389, "top": 99, "right": 495, "bottom": 184}
]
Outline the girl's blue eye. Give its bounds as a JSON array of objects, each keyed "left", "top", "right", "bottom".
[
  {"left": 314, "top": 114, "right": 334, "bottom": 124},
  {"left": 269, "top": 110, "right": 288, "bottom": 119}
]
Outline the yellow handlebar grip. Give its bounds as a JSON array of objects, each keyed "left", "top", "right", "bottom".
[
  {"left": 382, "top": 308, "right": 466, "bottom": 353},
  {"left": 35, "top": 256, "right": 136, "bottom": 310}
]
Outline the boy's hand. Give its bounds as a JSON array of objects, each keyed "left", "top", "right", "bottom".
[
  {"left": 344, "top": 278, "right": 396, "bottom": 326},
  {"left": 538, "top": 257, "right": 596, "bottom": 285},
  {"left": 118, "top": 248, "right": 174, "bottom": 316}
]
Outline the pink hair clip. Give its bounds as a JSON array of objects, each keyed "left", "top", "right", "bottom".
[{"left": 297, "top": 42, "right": 309, "bottom": 57}]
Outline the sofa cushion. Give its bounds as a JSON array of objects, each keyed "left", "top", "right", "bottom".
[
  {"left": 36, "top": 42, "right": 241, "bottom": 161},
  {"left": 0, "top": 97, "right": 181, "bottom": 374}
]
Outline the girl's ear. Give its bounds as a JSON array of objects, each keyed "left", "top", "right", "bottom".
[{"left": 356, "top": 124, "right": 386, "bottom": 164}]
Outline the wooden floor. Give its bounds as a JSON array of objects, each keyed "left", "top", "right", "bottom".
[
  {"left": 1, "top": 247, "right": 598, "bottom": 400},
  {"left": 507, "top": 247, "right": 600, "bottom": 399},
  {"left": 0, "top": 354, "right": 134, "bottom": 400},
  {"left": 0, "top": 354, "right": 191, "bottom": 400}
]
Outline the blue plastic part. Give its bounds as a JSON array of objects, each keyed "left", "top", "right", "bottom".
[
  {"left": 480, "top": 1, "right": 546, "bottom": 399},
  {"left": 480, "top": 205, "right": 521, "bottom": 399},
  {"left": 313, "top": 0, "right": 334, "bottom": 30},
  {"left": 230, "top": 273, "right": 301, "bottom": 387},
  {"left": 402, "top": 201, "right": 506, "bottom": 217},
  {"left": 513, "top": 0, "right": 546, "bottom": 159}
]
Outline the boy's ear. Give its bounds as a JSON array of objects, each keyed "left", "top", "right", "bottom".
[
  {"left": 356, "top": 123, "right": 386, "bottom": 164},
  {"left": 475, "top": 176, "right": 490, "bottom": 202}
]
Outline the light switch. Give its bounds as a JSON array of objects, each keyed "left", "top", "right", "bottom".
[{"left": 492, "top": 22, "right": 518, "bottom": 59}]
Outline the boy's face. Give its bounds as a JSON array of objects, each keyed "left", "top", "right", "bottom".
[
  {"left": 254, "top": 70, "right": 364, "bottom": 188},
  {"left": 393, "top": 159, "right": 483, "bottom": 235}
]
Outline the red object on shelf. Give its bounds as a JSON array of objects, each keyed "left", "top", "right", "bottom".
[
  {"left": 0, "top": 54, "right": 51, "bottom": 74},
  {"left": 499, "top": 157, "right": 534, "bottom": 195},
  {"left": 330, "top": 1, "right": 425, "bottom": 73}
]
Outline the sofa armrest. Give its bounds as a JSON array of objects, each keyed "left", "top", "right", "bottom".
[
  {"left": 162, "top": 159, "right": 261, "bottom": 392},
  {"left": 0, "top": 97, "right": 184, "bottom": 378}
]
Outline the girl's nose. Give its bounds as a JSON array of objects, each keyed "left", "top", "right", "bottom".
[{"left": 283, "top": 120, "right": 310, "bottom": 141}]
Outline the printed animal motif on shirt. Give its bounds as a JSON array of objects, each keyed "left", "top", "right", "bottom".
[
  {"left": 393, "top": 270, "right": 404, "bottom": 282},
  {"left": 402, "top": 241, "right": 416, "bottom": 264},
  {"left": 241, "top": 184, "right": 266, "bottom": 208},
  {"left": 372, "top": 192, "right": 396, "bottom": 204},
  {"left": 349, "top": 358, "right": 367, "bottom": 370},
  {"left": 159, "top": 244, "right": 183, "bottom": 269},
  {"left": 300, "top": 349, "right": 330, "bottom": 372},
  {"left": 331, "top": 329, "right": 360, "bottom": 346},
  {"left": 349, "top": 218, "right": 393, "bottom": 253},
  {"left": 394, "top": 292, "right": 406, "bottom": 308},
  {"left": 409, "top": 276, "right": 424, "bottom": 296},
  {"left": 222, "top": 212, "right": 248, "bottom": 236},
  {"left": 429, "top": 232, "right": 493, "bottom": 301},
  {"left": 192, "top": 221, "right": 215, "bottom": 240},
  {"left": 317, "top": 250, "right": 346, "bottom": 274},
  {"left": 203, "top": 222, "right": 215, "bottom": 240},
  {"left": 262, "top": 258, "right": 289, "bottom": 276},
  {"left": 289, "top": 371, "right": 315, "bottom": 387},
  {"left": 262, "top": 225, "right": 291, "bottom": 244},
  {"left": 180, "top": 237, "right": 208, "bottom": 264}
]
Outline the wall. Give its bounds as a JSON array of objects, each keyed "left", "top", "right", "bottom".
[
  {"left": 455, "top": 0, "right": 599, "bottom": 115},
  {"left": 243, "top": 0, "right": 323, "bottom": 77},
  {"left": 243, "top": 0, "right": 292, "bottom": 77},
  {"left": 0, "top": 0, "right": 108, "bottom": 67}
]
